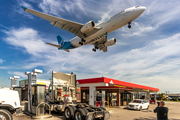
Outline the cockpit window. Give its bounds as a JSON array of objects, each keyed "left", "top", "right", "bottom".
[{"left": 135, "top": 6, "right": 139, "bottom": 8}]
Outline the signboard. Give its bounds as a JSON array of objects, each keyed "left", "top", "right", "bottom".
[
  {"left": 31, "top": 74, "right": 37, "bottom": 85},
  {"left": 19, "top": 80, "right": 25, "bottom": 87},
  {"left": 11, "top": 80, "right": 17, "bottom": 87},
  {"left": 114, "top": 85, "right": 126, "bottom": 88},
  {"left": 143, "top": 89, "right": 149, "bottom": 92}
]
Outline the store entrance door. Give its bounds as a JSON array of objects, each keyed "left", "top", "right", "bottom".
[{"left": 106, "top": 92, "right": 117, "bottom": 106}]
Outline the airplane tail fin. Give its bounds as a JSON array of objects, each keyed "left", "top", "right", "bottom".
[
  {"left": 57, "top": 35, "right": 65, "bottom": 46},
  {"left": 45, "top": 35, "right": 70, "bottom": 52}
]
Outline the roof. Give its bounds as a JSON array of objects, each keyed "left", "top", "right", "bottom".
[{"left": 77, "top": 77, "right": 159, "bottom": 92}]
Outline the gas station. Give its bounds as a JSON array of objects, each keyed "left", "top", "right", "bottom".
[{"left": 76, "top": 77, "right": 159, "bottom": 107}]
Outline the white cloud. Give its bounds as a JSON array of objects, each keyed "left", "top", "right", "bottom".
[
  {"left": 3, "top": 26, "right": 180, "bottom": 92},
  {"left": 38, "top": 0, "right": 87, "bottom": 18},
  {"left": 0, "top": 59, "right": 3, "bottom": 64},
  {"left": 8, "top": 71, "right": 27, "bottom": 78},
  {"left": 4, "top": 0, "right": 180, "bottom": 93},
  {"left": 0, "top": 59, "right": 5, "bottom": 64},
  {"left": 14, "top": 0, "right": 34, "bottom": 19},
  {"left": 117, "top": 22, "right": 157, "bottom": 37},
  {"left": 2, "top": 27, "right": 52, "bottom": 57}
]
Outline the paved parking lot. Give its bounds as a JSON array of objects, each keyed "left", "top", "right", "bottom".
[
  {"left": 109, "top": 101, "right": 180, "bottom": 120},
  {"left": 13, "top": 101, "right": 180, "bottom": 120}
]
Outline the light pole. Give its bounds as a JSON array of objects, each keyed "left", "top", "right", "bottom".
[
  {"left": 25, "top": 69, "right": 42, "bottom": 113},
  {"left": 9, "top": 76, "right": 20, "bottom": 88}
]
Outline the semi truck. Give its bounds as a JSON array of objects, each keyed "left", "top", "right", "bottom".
[
  {"left": 45, "top": 71, "right": 110, "bottom": 120},
  {"left": 0, "top": 89, "right": 22, "bottom": 120}
]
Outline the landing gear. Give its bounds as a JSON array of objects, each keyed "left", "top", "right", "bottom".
[
  {"left": 79, "top": 41, "right": 83, "bottom": 45},
  {"left": 79, "top": 38, "right": 86, "bottom": 45},
  {"left": 92, "top": 48, "right": 96, "bottom": 52},
  {"left": 92, "top": 46, "right": 99, "bottom": 52},
  {"left": 128, "top": 21, "right": 131, "bottom": 29},
  {"left": 128, "top": 24, "right": 131, "bottom": 28}
]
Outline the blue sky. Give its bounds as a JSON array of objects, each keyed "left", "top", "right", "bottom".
[{"left": 0, "top": 0, "right": 180, "bottom": 93}]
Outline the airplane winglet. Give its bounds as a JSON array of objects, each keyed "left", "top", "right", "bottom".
[{"left": 21, "top": 6, "right": 27, "bottom": 11}]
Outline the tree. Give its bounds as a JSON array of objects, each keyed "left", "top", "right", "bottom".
[{"left": 158, "top": 93, "right": 165, "bottom": 100}]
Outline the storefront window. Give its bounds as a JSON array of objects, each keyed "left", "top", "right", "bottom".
[
  {"left": 112, "top": 93, "right": 117, "bottom": 101},
  {"left": 123, "top": 94, "right": 127, "bottom": 101}
]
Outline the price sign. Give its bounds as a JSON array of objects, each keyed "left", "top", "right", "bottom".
[{"left": 31, "top": 74, "right": 37, "bottom": 85}]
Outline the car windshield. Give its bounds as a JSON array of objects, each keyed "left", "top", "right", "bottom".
[{"left": 131, "top": 100, "right": 142, "bottom": 103}]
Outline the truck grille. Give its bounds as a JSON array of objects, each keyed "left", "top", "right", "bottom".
[{"left": 129, "top": 105, "right": 134, "bottom": 107}]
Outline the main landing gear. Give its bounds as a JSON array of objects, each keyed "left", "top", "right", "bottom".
[
  {"left": 79, "top": 38, "right": 86, "bottom": 45},
  {"left": 128, "top": 21, "right": 131, "bottom": 29},
  {"left": 92, "top": 46, "right": 98, "bottom": 52}
]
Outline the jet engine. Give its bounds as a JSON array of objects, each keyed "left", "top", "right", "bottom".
[
  {"left": 104, "top": 38, "right": 116, "bottom": 47},
  {"left": 80, "top": 21, "right": 95, "bottom": 33}
]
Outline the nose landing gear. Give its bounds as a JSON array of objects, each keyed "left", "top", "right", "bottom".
[
  {"left": 128, "top": 24, "right": 131, "bottom": 28},
  {"left": 128, "top": 21, "right": 131, "bottom": 29}
]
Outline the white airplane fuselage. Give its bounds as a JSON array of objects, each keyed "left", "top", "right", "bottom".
[{"left": 69, "top": 6, "right": 146, "bottom": 48}]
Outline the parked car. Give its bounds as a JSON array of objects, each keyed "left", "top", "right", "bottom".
[
  {"left": 128, "top": 99, "right": 149, "bottom": 111},
  {"left": 166, "top": 97, "right": 172, "bottom": 100}
]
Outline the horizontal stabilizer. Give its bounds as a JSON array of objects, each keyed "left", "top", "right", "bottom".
[
  {"left": 64, "top": 49, "right": 70, "bottom": 52},
  {"left": 46, "top": 43, "right": 61, "bottom": 48},
  {"left": 46, "top": 43, "right": 70, "bottom": 52}
]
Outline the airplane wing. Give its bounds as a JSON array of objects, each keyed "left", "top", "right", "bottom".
[
  {"left": 94, "top": 36, "right": 108, "bottom": 52},
  {"left": 21, "top": 6, "right": 100, "bottom": 38}
]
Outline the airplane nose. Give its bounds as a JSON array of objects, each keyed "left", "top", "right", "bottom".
[{"left": 140, "top": 6, "right": 146, "bottom": 12}]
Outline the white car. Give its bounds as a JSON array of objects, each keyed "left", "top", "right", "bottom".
[{"left": 128, "top": 99, "right": 149, "bottom": 111}]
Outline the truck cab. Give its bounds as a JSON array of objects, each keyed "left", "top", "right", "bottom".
[
  {"left": 46, "top": 83, "right": 76, "bottom": 103},
  {"left": 0, "top": 89, "right": 22, "bottom": 120}
]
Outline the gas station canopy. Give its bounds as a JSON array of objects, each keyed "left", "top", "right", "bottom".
[{"left": 77, "top": 77, "right": 159, "bottom": 92}]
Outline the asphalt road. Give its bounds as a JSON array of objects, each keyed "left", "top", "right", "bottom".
[{"left": 13, "top": 101, "right": 180, "bottom": 120}]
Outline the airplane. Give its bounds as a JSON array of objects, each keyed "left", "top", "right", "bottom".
[{"left": 21, "top": 6, "right": 146, "bottom": 52}]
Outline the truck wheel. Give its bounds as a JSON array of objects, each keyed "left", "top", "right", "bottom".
[
  {"left": 64, "top": 106, "right": 74, "bottom": 120},
  {"left": 69, "top": 105, "right": 76, "bottom": 112},
  {"left": 0, "top": 109, "right": 13, "bottom": 120},
  {"left": 74, "top": 108, "right": 86, "bottom": 120},
  {"left": 82, "top": 108, "right": 88, "bottom": 114}
]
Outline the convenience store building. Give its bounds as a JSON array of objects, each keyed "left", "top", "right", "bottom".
[{"left": 76, "top": 77, "right": 159, "bottom": 107}]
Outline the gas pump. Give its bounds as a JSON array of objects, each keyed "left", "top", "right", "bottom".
[
  {"left": 25, "top": 69, "right": 52, "bottom": 119},
  {"left": 96, "top": 92, "right": 102, "bottom": 107},
  {"left": 31, "top": 85, "right": 46, "bottom": 114}
]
